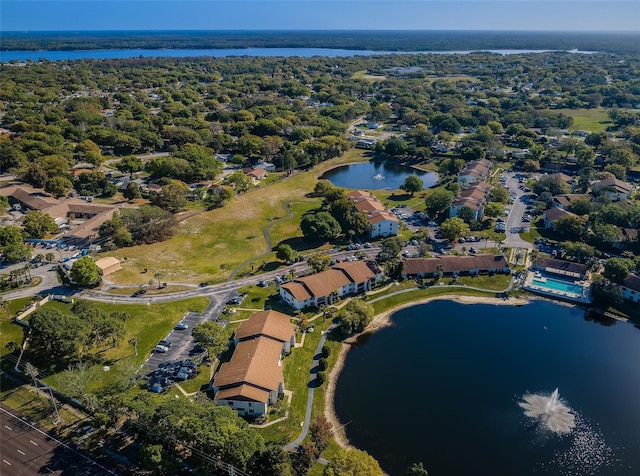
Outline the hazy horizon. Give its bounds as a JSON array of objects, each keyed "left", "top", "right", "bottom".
[{"left": 2, "top": 1, "right": 639, "bottom": 32}]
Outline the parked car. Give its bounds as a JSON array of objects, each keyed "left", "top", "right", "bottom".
[
  {"left": 174, "top": 322, "right": 189, "bottom": 330},
  {"left": 364, "top": 242, "right": 372, "bottom": 248},
  {"left": 132, "top": 289, "right": 147, "bottom": 297},
  {"left": 159, "top": 340, "right": 172, "bottom": 348},
  {"left": 154, "top": 345, "right": 169, "bottom": 353}
]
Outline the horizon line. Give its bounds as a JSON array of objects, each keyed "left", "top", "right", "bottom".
[{"left": 4, "top": 29, "right": 639, "bottom": 33}]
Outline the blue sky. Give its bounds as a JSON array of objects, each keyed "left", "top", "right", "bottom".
[{"left": 2, "top": 1, "right": 639, "bottom": 31}]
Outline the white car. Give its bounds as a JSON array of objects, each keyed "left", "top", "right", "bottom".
[{"left": 155, "top": 345, "right": 169, "bottom": 353}]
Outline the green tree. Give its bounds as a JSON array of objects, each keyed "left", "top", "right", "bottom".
[
  {"left": 339, "top": 299, "right": 374, "bottom": 334},
  {"left": 292, "top": 443, "right": 319, "bottom": 476},
  {"left": 116, "top": 155, "right": 143, "bottom": 176},
  {"left": 247, "top": 445, "right": 292, "bottom": 476},
  {"left": 29, "top": 307, "right": 88, "bottom": 361},
  {"left": 324, "top": 448, "right": 383, "bottom": 476},
  {"left": 70, "top": 256, "right": 102, "bottom": 287},
  {"left": 191, "top": 321, "right": 228, "bottom": 357},
  {"left": 22, "top": 210, "right": 58, "bottom": 238},
  {"left": 439, "top": 217, "right": 470, "bottom": 242},
  {"left": 151, "top": 179, "right": 189, "bottom": 212},
  {"left": 454, "top": 206, "right": 477, "bottom": 225},
  {"left": 602, "top": 258, "right": 633, "bottom": 284},
  {"left": 300, "top": 212, "right": 342, "bottom": 241},
  {"left": 378, "top": 236, "right": 402, "bottom": 262},
  {"left": 276, "top": 244, "right": 298, "bottom": 263},
  {"left": 489, "top": 185, "right": 510, "bottom": 204},
  {"left": 123, "top": 181, "right": 142, "bottom": 200},
  {"left": 0, "top": 226, "right": 30, "bottom": 263},
  {"left": 44, "top": 176, "right": 73, "bottom": 198},
  {"left": 424, "top": 188, "right": 454, "bottom": 218},
  {"left": 566, "top": 198, "right": 593, "bottom": 216},
  {"left": 484, "top": 202, "right": 505, "bottom": 218},
  {"left": 400, "top": 174, "right": 423, "bottom": 196},
  {"left": 553, "top": 215, "right": 584, "bottom": 241},
  {"left": 225, "top": 170, "right": 252, "bottom": 193},
  {"left": 307, "top": 253, "right": 332, "bottom": 273}
]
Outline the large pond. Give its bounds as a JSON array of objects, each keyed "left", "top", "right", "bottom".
[
  {"left": 320, "top": 161, "right": 438, "bottom": 190},
  {"left": 334, "top": 300, "right": 640, "bottom": 476}
]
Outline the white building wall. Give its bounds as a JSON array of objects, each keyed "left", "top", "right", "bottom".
[
  {"left": 621, "top": 286, "right": 640, "bottom": 303},
  {"left": 217, "top": 399, "right": 268, "bottom": 417}
]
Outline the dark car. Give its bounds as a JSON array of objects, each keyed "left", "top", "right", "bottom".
[
  {"left": 159, "top": 340, "right": 172, "bottom": 348},
  {"left": 132, "top": 289, "right": 147, "bottom": 297},
  {"left": 227, "top": 297, "right": 241, "bottom": 305}
]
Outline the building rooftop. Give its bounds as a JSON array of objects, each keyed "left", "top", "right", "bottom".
[{"left": 234, "top": 310, "right": 295, "bottom": 344}]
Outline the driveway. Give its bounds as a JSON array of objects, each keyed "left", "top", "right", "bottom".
[{"left": 503, "top": 173, "right": 535, "bottom": 250}]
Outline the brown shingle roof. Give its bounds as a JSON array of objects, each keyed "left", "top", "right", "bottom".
[
  {"left": 594, "top": 177, "right": 632, "bottom": 193},
  {"left": 367, "top": 210, "right": 398, "bottom": 224},
  {"left": 403, "top": 255, "right": 508, "bottom": 275},
  {"left": 213, "top": 337, "right": 283, "bottom": 392},
  {"left": 234, "top": 310, "right": 295, "bottom": 343},
  {"left": 332, "top": 260, "right": 376, "bottom": 284},
  {"left": 536, "top": 257, "right": 588, "bottom": 276},
  {"left": 543, "top": 207, "right": 576, "bottom": 222},
  {"left": 280, "top": 282, "right": 312, "bottom": 301},
  {"left": 295, "top": 269, "right": 351, "bottom": 298},
  {"left": 215, "top": 384, "right": 270, "bottom": 403},
  {"left": 622, "top": 274, "right": 640, "bottom": 292}
]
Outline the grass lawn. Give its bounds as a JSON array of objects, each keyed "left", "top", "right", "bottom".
[
  {"left": 1, "top": 374, "right": 86, "bottom": 432},
  {"left": 553, "top": 108, "right": 613, "bottom": 132},
  {"left": 351, "top": 70, "right": 387, "bottom": 81},
  {"left": 104, "top": 149, "right": 370, "bottom": 286},
  {"left": 0, "top": 297, "right": 34, "bottom": 357},
  {"left": 29, "top": 297, "right": 208, "bottom": 393}
]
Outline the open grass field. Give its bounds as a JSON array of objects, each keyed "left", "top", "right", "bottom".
[
  {"left": 104, "top": 149, "right": 370, "bottom": 286},
  {"left": 553, "top": 107, "right": 613, "bottom": 132},
  {"left": 351, "top": 70, "right": 387, "bottom": 81},
  {"left": 31, "top": 297, "right": 208, "bottom": 392}
]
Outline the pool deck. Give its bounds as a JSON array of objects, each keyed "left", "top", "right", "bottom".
[{"left": 523, "top": 271, "right": 592, "bottom": 304}]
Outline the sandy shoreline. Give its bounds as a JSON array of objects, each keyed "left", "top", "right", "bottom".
[{"left": 324, "top": 293, "right": 531, "bottom": 449}]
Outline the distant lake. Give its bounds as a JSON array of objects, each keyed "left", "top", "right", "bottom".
[
  {"left": 0, "top": 48, "right": 573, "bottom": 62},
  {"left": 320, "top": 161, "right": 438, "bottom": 190},
  {"left": 334, "top": 300, "right": 640, "bottom": 476}
]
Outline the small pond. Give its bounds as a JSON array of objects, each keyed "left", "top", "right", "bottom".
[{"left": 320, "top": 161, "right": 438, "bottom": 190}]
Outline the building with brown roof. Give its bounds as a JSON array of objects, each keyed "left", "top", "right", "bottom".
[
  {"left": 212, "top": 337, "right": 285, "bottom": 417},
  {"left": 234, "top": 310, "right": 296, "bottom": 354},
  {"left": 95, "top": 257, "right": 122, "bottom": 276},
  {"left": 620, "top": 274, "right": 640, "bottom": 303},
  {"left": 346, "top": 190, "right": 398, "bottom": 238},
  {"left": 534, "top": 257, "right": 588, "bottom": 279},
  {"left": 401, "top": 254, "right": 509, "bottom": 278},
  {"left": 552, "top": 194, "right": 590, "bottom": 210},
  {"left": 542, "top": 207, "right": 578, "bottom": 229},
  {"left": 457, "top": 159, "right": 492, "bottom": 185},
  {"left": 280, "top": 260, "right": 382, "bottom": 310},
  {"left": 450, "top": 182, "right": 491, "bottom": 220},
  {"left": 593, "top": 177, "right": 633, "bottom": 201}
]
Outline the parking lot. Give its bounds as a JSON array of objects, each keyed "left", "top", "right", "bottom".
[{"left": 144, "top": 312, "right": 202, "bottom": 371}]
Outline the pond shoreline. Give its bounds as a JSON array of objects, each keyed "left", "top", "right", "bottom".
[{"left": 324, "top": 294, "right": 531, "bottom": 449}]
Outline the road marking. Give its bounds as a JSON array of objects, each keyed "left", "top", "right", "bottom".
[
  {"left": 2, "top": 459, "right": 11, "bottom": 465},
  {"left": 17, "top": 449, "right": 25, "bottom": 455},
  {"left": 4, "top": 425, "right": 12, "bottom": 431},
  {"left": 30, "top": 440, "right": 38, "bottom": 446}
]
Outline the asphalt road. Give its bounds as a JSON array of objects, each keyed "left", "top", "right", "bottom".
[
  {"left": 503, "top": 172, "right": 535, "bottom": 250},
  {"left": 0, "top": 404, "right": 117, "bottom": 476}
]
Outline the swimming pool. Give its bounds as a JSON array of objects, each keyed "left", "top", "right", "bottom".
[{"left": 531, "top": 276, "right": 584, "bottom": 296}]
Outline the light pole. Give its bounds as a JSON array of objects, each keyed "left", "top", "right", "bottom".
[{"left": 43, "top": 386, "right": 60, "bottom": 423}]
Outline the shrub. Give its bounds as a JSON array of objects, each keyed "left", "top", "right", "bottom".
[
  {"left": 318, "top": 358, "right": 328, "bottom": 371},
  {"left": 321, "top": 345, "right": 331, "bottom": 358},
  {"left": 316, "top": 371, "right": 326, "bottom": 386}
]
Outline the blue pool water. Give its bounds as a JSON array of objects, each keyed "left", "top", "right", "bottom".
[{"left": 532, "top": 276, "right": 584, "bottom": 295}]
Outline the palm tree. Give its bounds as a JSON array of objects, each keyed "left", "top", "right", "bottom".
[
  {"left": 154, "top": 272, "right": 163, "bottom": 289},
  {"left": 436, "top": 264, "right": 445, "bottom": 280}
]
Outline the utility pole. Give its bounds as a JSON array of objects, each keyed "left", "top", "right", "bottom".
[{"left": 44, "top": 386, "right": 60, "bottom": 423}]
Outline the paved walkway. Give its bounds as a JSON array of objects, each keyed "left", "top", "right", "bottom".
[{"left": 284, "top": 323, "right": 337, "bottom": 451}]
